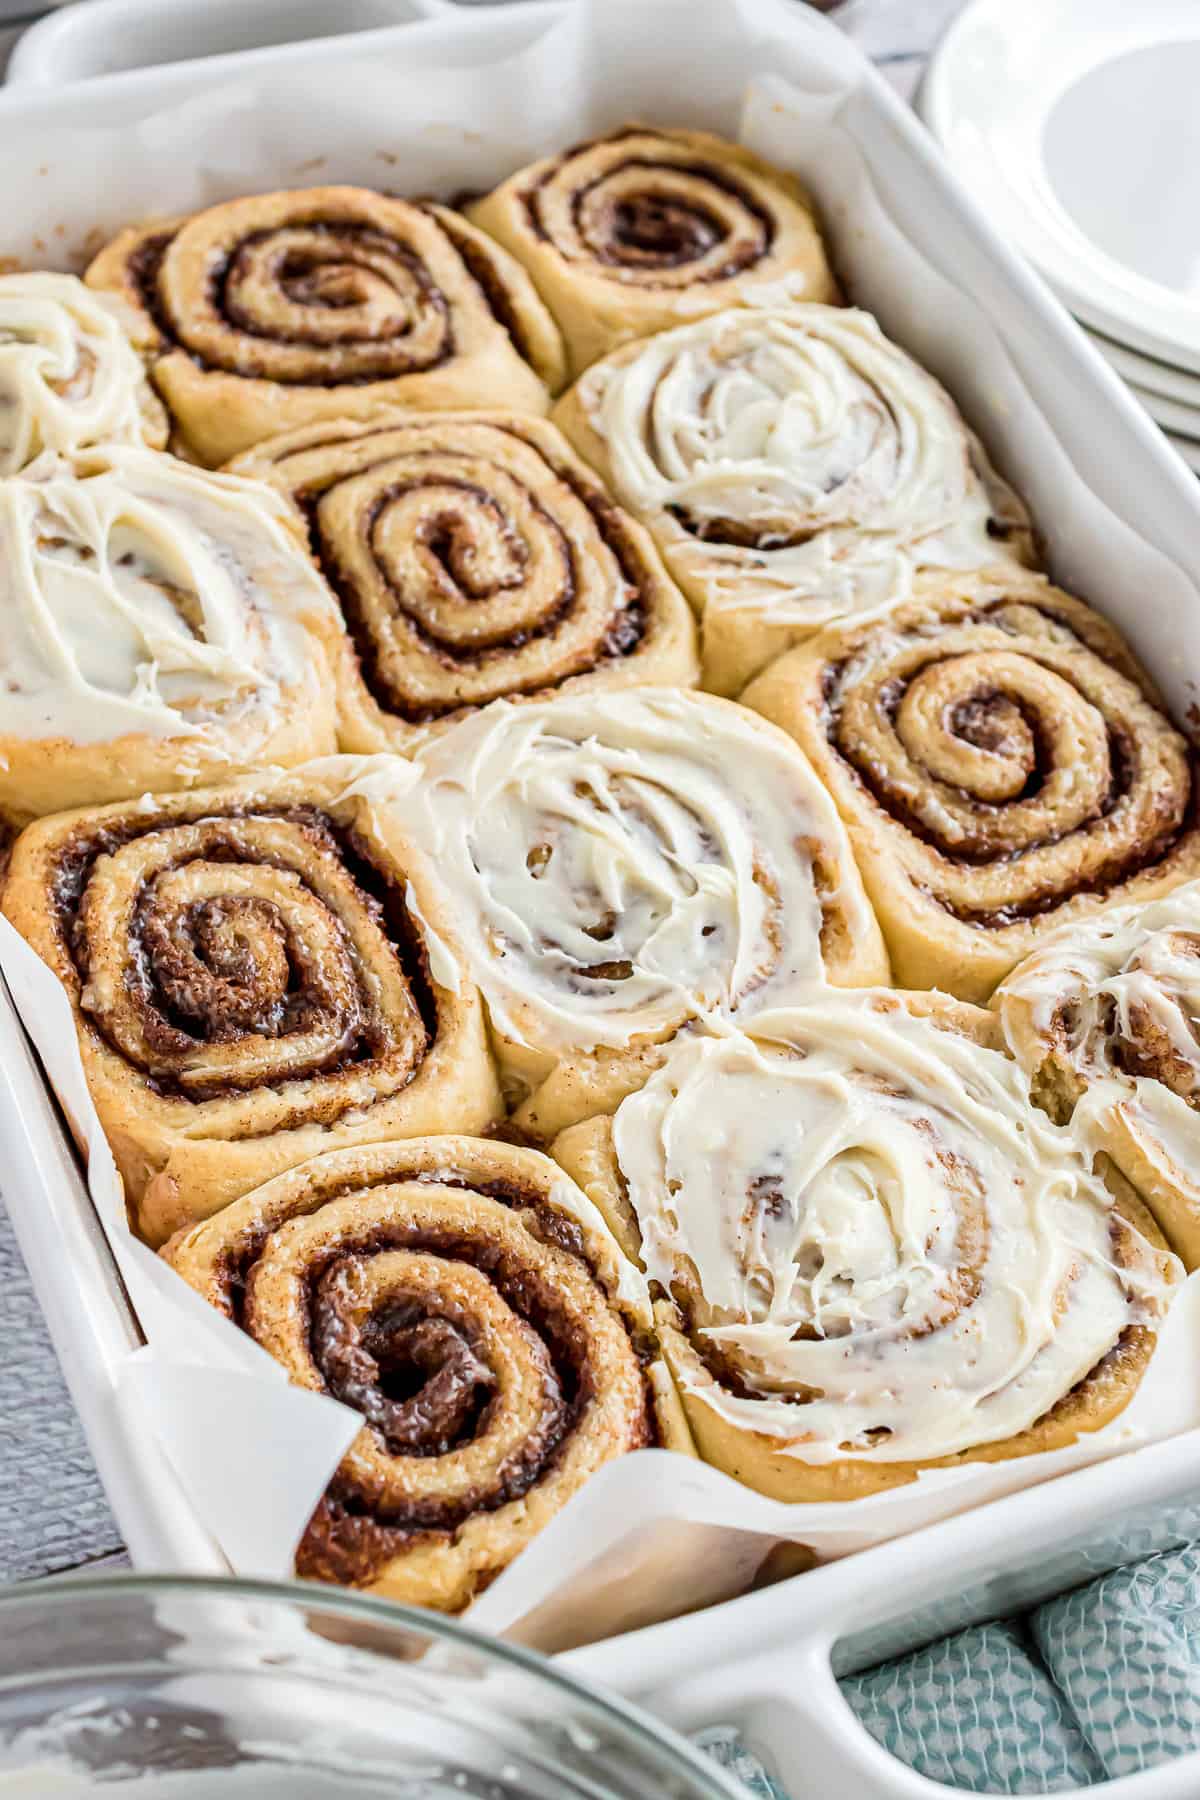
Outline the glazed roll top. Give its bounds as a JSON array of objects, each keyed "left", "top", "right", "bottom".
[
  {"left": 232, "top": 411, "right": 697, "bottom": 750},
  {"left": 164, "top": 1136, "right": 686, "bottom": 1612},
  {"left": 85, "top": 187, "right": 568, "bottom": 464},
  {"left": 0, "top": 272, "right": 167, "bottom": 473},
  {"left": 0, "top": 446, "right": 343, "bottom": 822},
  {"left": 469, "top": 126, "right": 839, "bottom": 375},
  {"left": 1, "top": 764, "right": 502, "bottom": 1242},
  {"left": 365, "top": 687, "right": 889, "bottom": 1092},
  {"left": 999, "top": 881, "right": 1200, "bottom": 1267},
  {"left": 568, "top": 991, "right": 1180, "bottom": 1499},
  {"left": 553, "top": 304, "right": 1034, "bottom": 692},
  {"left": 742, "top": 573, "right": 1200, "bottom": 1001}
]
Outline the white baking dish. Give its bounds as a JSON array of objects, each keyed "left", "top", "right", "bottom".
[{"left": 4, "top": 4, "right": 1200, "bottom": 1795}]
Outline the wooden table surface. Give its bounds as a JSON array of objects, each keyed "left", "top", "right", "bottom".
[{"left": 0, "top": 0, "right": 967, "bottom": 1586}]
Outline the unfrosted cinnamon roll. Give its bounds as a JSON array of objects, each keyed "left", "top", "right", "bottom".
[
  {"left": 554, "top": 304, "right": 1035, "bottom": 694},
  {"left": 553, "top": 990, "right": 1181, "bottom": 1501},
  {"left": 468, "top": 127, "right": 838, "bottom": 377},
  {"left": 231, "top": 412, "right": 697, "bottom": 748},
  {"left": 164, "top": 1135, "right": 691, "bottom": 1611},
  {"left": 85, "top": 187, "right": 567, "bottom": 465},
  {"left": 0, "top": 446, "right": 346, "bottom": 830},
  {"left": 2, "top": 764, "right": 502, "bottom": 1244},
  {"left": 998, "top": 881, "right": 1200, "bottom": 1268},
  {"left": 742, "top": 572, "right": 1200, "bottom": 1001},
  {"left": 0, "top": 272, "right": 167, "bottom": 473},
  {"left": 366, "top": 687, "right": 890, "bottom": 1137}
]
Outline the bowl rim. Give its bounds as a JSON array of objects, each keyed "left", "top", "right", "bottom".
[{"left": 0, "top": 1572, "right": 746, "bottom": 1799}]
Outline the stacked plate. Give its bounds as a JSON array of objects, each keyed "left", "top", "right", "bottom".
[{"left": 921, "top": 0, "right": 1200, "bottom": 473}]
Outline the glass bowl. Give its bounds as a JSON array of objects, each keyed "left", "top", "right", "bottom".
[{"left": 0, "top": 1575, "right": 741, "bottom": 1797}]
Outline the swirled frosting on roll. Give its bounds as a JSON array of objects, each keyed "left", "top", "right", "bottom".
[
  {"left": 468, "top": 127, "right": 839, "bottom": 376},
  {"left": 85, "top": 186, "right": 567, "bottom": 465},
  {"left": 0, "top": 272, "right": 166, "bottom": 473},
  {"left": 233, "top": 411, "right": 697, "bottom": 746},
  {"left": 742, "top": 572, "right": 1200, "bottom": 1001},
  {"left": 365, "top": 688, "right": 888, "bottom": 1086},
  {"left": 610, "top": 993, "right": 1180, "bottom": 1475},
  {"left": 553, "top": 305, "right": 1034, "bottom": 692},
  {"left": 164, "top": 1136, "right": 686, "bottom": 1610},
  {"left": 998, "top": 881, "right": 1200, "bottom": 1266}
]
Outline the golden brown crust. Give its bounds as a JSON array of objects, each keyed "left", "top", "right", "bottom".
[{"left": 85, "top": 188, "right": 568, "bottom": 464}]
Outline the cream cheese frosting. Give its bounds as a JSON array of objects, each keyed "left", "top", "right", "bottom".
[
  {"left": 612, "top": 995, "right": 1179, "bottom": 1463},
  {"left": 367, "top": 688, "right": 880, "bottom": 1058},
  {"left": 571, "top": 304, "right": 1028, "bottom": 629},
  {"left": 998, "top": 883, "right": 1200, "bottom": 1207},
  {"left": 0, "top": 446, "right": 340, "bottom": 745},
  {"left": 0, "top": 272, "right": 161, "bottom": 474}
]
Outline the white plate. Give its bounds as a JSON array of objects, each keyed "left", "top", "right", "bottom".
[
  {"left": 1166, "top": 431, "right": 1200, "bottom": 475},
  {"left": 921, "top": 0, "right": 1200, "bottom": 373},
  {"left": 1125, "top": 379, "right": 1200, "bottom": 442},
  {"left": 1085, "top": 329, "right": 1200, "bottom": 409}
]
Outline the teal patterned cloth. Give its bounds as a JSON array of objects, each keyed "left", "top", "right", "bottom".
[{"left": 696, "top": 1544, "right": 1200, "bottom": 1796}]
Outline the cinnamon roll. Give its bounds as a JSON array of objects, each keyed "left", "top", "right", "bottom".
[
  {"left": 84, "top": 187, "right": 568, "bottom": 466},
  {"left": 0, "top": 447, "right": 345, "bottom": 830},
  {"left": 163, "top": 1136, "right": 692, "bottom": 1611},
  {"left": 554, "top": 304, "right": 1036, "bottom": 694},
  {"left": 369, "top": 687, "right": 890, "bottom": 1137},
  {"left": 231, "top": 412, "right": 698, "bottom": 748},
  {"left": 553, "top": 990, "right": 1181, "bottom": 1501},
  {"left": 742, "top": 572, "right": 1200, "bottom": 1002},
  {"left": 0, "top": 272, "right": 167, "bottom": 473},
  {"left": 1, "top": 765, "right": 502, "bottom": 1244},
  {"left": 468, "top": 127, "right": 838, "bottom": 377},
  {"left": 998, "top": 881, "right": 1200, "bottom": 1268}
]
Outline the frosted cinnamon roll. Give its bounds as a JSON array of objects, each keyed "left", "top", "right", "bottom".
[
  {"left": 367, "top": 687, "right": 889, "bottom": 1136},
  {"left": 553, "top": 990, "right": 1181, "bottom": 1501},
  {"left": 85, "top": 187, "right": 567, "bottom": 465},
  {"left": 164, "top": 1136, "right": 691, "bottom": 1611},
  {"left": 2, "top": 764, "right": 502, "bottom": 1244},
  {"left": 554, "top": 304, "right": 1036, "bottom": 694},
  {"left": 742, "top": 572, "right": 1200, "bottom": 1002},
  {"left": 231, "top": 412, "right": 697, "bottom": 748},
  {"left": 468, "top": 127, "right": 838, "bottom": 377},
  {"left": 0, "top": 446, "right": 345, "bottom": 829},
  {"left": 998, "top": 882, "right": 1200, "bottom": 1268},
  {"left": 0, "top": 272, "right": 167, "bottom": 473}
]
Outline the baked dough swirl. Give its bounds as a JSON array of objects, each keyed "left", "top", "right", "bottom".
[
  {"left": 368, "top": 687, "right": 889, "bottom": 1136},
  {"left": 231, "top": 411, "right": 698, "bottom": 748},
  {"left": 554, "top": 304, "right": 1035, "bottom": 694},
  {"left": 999, "top": 881, "right": 1200, "bottom": 1268},
  {"left": 1, "top": 764, "right": 502, "bottom": 1244},
  {"left": 554, "top": 990, "right": 1181, "bottom": 1501},
  {"left": 468, "top": 127, "right": 838, "bottom": 377},
  {"left": 84, "top": 186, "right": 568, "bottom": 465},
  {"left": 164, "top": 1136, "right": 691, "bottom": 1611},
  {"left": 0, "top": 446, "right": 347, "bottom": 828},
  {"left": 0, "top": 272, "right": 167, "bottom": 473},
  {"left": 743, "top": 572, "right": 1200, "bottom": 1001}
]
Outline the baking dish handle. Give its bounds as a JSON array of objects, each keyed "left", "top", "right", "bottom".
[
  {"left": 649, "top": 1637, "right": 950, "bottom": 1800},
  {"left": 5, "top": 0, "right": 452, "bottom": 90}
]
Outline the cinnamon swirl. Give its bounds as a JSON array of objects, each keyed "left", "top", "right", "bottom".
[
  {"left": 554, "top": 304, "right": 1036, "bottom": 694},
  {"left": 468, "top": 127, "right": 838, "bottom": 377},
  {"left": 998, "top": 881, "right": 1200, "bottom": 1268},
  {"left": 84, "top": 187, "right": 568, "bottom": 465},
  {"left": 742, "top": 572, "right": 1200, "bottom": 1001},
  {"left": 368, "top": 687, "right": 890, "bottom": 1137},
  {"left": 0, "top": 272, "right": 167, "bottom": 473},
  {"left": 163, "top": 1135, "right": 691, "bottom": 1611},
  {"left": 0, "top": 446, "right": 345, "bottom": 830},
  {"left": 554, "top": 990, "right": 1181, "bottom": 1501},
  {"left": 231, "top": 411, "right": 697, "bottom": 747},
  {"left": 1, "top": 765, "right": 502, "bottom": 1244}
]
